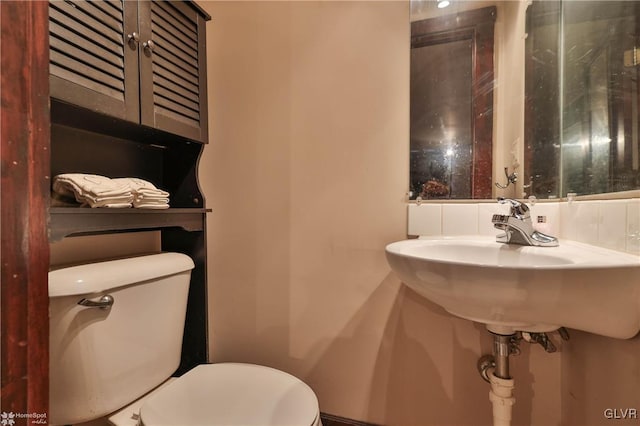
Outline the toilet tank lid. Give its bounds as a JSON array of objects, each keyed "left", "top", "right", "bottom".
[{"left": 49, "top": 252, "right": 195, "bottom": 297}]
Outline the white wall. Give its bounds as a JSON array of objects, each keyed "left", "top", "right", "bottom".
[{"left": 200, "top": 2, "right": 561, "bottom": 424}]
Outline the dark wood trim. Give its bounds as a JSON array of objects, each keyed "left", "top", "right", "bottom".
[
  {"left": 471, "top": 8, "right": 496, "bottom": 199},
  {"left": 411, "top": 6, "right": 496, "bottom": 199},
  {"left": 49, "top": 208, "right": 208, "bottom": 242},
  {"left": 163, "top": 228, "right": 209, "bottom": 376},
  {"left": 1, "top": 0, "right": 50, "bottom": 418},
  {"left": 51, "top": 99, "right": 205, "bottom": 147},
  {"left": 196, "top": 10, "right": 209, "bottom": 144},
  {"left": 411, "top": 6, "right": 496, "bottom": 37},
  {"left": 188, "top": 0, "right": 212, "bottom": 21}
]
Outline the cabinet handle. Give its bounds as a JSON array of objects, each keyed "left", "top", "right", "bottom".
[
  {"left": 127, "top": 32, "right": 140, "bottom": 48},
  {"left": 143, "top": 40, "right": 155, "bottom": 54}
]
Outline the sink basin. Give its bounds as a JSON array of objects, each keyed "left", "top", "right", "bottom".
[{"left": 385, "top": 236, "right": 640, "bottom": 338}]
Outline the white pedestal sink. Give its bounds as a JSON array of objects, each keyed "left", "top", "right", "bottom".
[{"left": 385, "top": 236, "right": 640, "bottom": 338}]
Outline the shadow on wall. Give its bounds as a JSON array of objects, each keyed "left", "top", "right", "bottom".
[
  {"left": 365, "top": 285, "right": 493, "bottom": 425},
  {"left": 297, "top": 275, "right": 461, "bottom": 424},
  {"left": 300, "top": 274, "right": 550, "bottom": 426},
  {"left": 561, "top": 330, "right": 640, "bottom": 426}
]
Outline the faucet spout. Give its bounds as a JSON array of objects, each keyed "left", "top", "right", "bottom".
[{"left": 493, "top": 198, "right": 558, "bottom": 247}]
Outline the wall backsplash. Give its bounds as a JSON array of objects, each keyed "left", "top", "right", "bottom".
[{"left": 408, "top": 198, "right": 640, "bottom": 255}]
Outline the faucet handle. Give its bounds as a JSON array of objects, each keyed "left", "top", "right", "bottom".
[
  {"left": 497, "top": 197, "right": 530, "bottom": 218},
  {"left": 497, "top": 197, "right": 521, "bottom": 206}
]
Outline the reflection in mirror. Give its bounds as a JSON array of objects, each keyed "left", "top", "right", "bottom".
[
  {"left": 411, "top": 37, "right": 473, "bottom": 199},
  {"left": 526, "top": 1, "right": 640, "bottom": 198},
  {"left": 410, "top": 7, "right": 496, "bottom": 200}
]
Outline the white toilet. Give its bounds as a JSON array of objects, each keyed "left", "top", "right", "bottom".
[{"left": 49, "top": 253, "right": 321, "bottom": 426}]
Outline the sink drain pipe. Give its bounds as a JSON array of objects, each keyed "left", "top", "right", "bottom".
[
  {"left": 486, "top": 334, "right": 516, "bottom": 426},
  {"left": 489, "top": 370, "right": 515, "bottom": 426},
  {"left": 478, "top": 329, "right": 567, "bottom": 426}
]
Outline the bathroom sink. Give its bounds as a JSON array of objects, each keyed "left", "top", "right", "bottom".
[{"left": 385, "top": 236, "right": 640, "bottom": 338}]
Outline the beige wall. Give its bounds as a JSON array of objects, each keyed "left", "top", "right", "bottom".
[
  {"left": 200, "top": 2, "right": 561, "bottom": 424},
  {"left": 561, "top": 331, "right": 640, "bottom": 426}
]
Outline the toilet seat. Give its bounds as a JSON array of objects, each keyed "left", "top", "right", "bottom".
[{"left": 139, "top": 363, "right": 320, "bottom": 426}]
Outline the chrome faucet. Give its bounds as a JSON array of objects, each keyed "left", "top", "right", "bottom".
[{"left": 492, "top": 198, "right": 558, "bottom": 247}]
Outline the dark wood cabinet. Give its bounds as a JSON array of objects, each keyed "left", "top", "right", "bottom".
[
  {"left": 139, "top": 1, "right": 209, "bottom": 142},
  {"left": 49, "top": 0, "right": 210, "bottom": 143},
  {"left": 49, "top": 1, "right": 139, "bottom": 123},
  {"left": 1, "top": 0, "right": 211, "bottom": 414},
  {"left": 48, "top": 0, "right": 211, "bottom": 375}
]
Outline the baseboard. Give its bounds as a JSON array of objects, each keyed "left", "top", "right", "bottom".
[{"left": 320, "top": 412, "right": 380, "bottom": 426}]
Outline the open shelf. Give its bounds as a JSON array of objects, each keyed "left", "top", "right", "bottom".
[{"left": 49, "top": 207, "right": 209, "bottom": 242}]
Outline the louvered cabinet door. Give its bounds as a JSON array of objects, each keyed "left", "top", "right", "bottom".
[
  {"left": 49, "top": 0, "right": 140, "bottom": 122},
  {"left": 138, "top": 0, "right": 208, "bottom": 143}
]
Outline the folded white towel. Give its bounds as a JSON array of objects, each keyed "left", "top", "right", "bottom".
[
  {"left": 73, "top": 195, "right": 134, "bottom": 208},
  {"left": 54, "top": 174, "right": 132, "bottom": 198},
  {"left": 113, "top": 178, "right": 169, "bottom": 196},
  {"left": 53, "top": 174, "right": 133, "bottom": 208},
  {"left": 118, "top": 177, "right": 159, "bottom": 190},
  {"left": 133, "top": 203, "right": 170, "bottom": 209},
  {"left": 134, "top": 194, "right": 169, "bottom": 201},
  {"left": 88, "top": 201, "right": 133, "bottom": 209},
  {"left": 137, "top": 188, "right": 170, "bottom": 197},
  {"left": 112, "top": 177, "right": 171, "bottom": 208},
  {"left": 53, "top": 174, "right": 172, "bottom": 209},
  {"left": 133, "top": 197, "right": 169, "bottom": 209}
]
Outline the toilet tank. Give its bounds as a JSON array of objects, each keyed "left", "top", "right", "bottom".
[{"left": 48, "top": 252, "right": 195, "bottom": 426}]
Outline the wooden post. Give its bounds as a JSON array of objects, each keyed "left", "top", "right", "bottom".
[{"left": 1, "top": 0, "right": 50, "bottom": 421}]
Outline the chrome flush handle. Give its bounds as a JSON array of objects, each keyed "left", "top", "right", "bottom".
[{"left": 78, "top": 294, "right": 114, "bottom": 310}]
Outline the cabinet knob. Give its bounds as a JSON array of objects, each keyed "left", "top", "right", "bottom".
[
  {"left": 143, "top": 39, "right": 155, "bottom": 55},
  {"left": 127, "top": 31, "right": 140, "bottom": 48}
]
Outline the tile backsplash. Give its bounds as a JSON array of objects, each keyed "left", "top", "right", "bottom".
[
  {"left": 627, "top": 200, "right": 640, "bottom": 254},
  {"left": 407, "top": 203, "right": 441, "bottom": 236},
  {"left": 407, "top": 198, "right": 640, "bottom": 255},
  {"left": 442, "top": 204, "right": 479, "bottom": 235}
]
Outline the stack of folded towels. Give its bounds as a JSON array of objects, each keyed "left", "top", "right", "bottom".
[
  {"left": 52, "top": 174, "right": 170, "bottom": 209},
  {"left": 115, "top": 177, "right": 170, "bottom": 209}
]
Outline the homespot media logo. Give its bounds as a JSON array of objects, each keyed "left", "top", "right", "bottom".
[
  {"left": 0, "top": 412, "right": 47, "bottom": 425},
  {"left": 604, "top": 408, "right": 638, "bottom": 420},
  {"left": 0, "top": 412, "right": 13, "bottom": 426}
]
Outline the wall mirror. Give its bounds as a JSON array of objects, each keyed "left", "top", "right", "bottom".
[
  {"left": 410, "top": 6, "right": 496, "bottom": 200},
  {"left": 409, "top": 0, "right": 640, "bottom": 200},
  {"left": 526, "top": 0, "right": 640, "bottom": 198}
]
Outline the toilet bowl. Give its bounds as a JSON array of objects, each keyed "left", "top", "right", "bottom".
[
  {"left": 48, "top": 253, "right": 321, "bottom": 426},
  {"left": 111, "top": 363, "right": 321, "bottom": 426}
]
